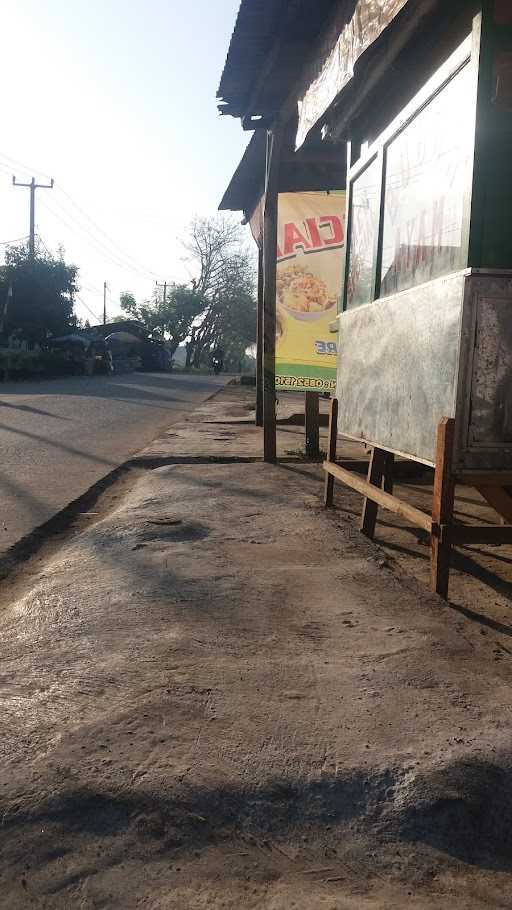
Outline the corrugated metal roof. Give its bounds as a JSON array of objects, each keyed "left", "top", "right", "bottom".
[
  {"left": 219, "top": 130, "right": 347, "bottom": 214},
  {"left": 219, "top": 132, "right": 266, "bottom": 213},
  {"left": 217, "top": 0, "right": 340, "bottom": 120}
]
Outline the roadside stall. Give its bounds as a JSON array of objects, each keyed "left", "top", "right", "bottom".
[
  {"left": 320, "top": 3, "right": 512, "bottom": 596},
  {"left": 48, "top": 334, "right": 93, "bottom": 375},
  {"left": 104, "top": 332, "right": 142, "bottom": 374},
  {"left": 219, "top": 0, "right": 512, "bottom": 596}
]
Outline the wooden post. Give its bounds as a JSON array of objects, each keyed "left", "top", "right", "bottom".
[
  {"left": 305, "top": 391, "right": 320, "bottom": 457},
  {"left": 382, "top": 452, "right": 394, "bottom": 494},
  {"left": 360, "top": 447, "right": 388, "bottom": 538},
  {"left": 255, "top": 245, "right": 264, "bottom": 427},
  {"left": 262, "top": 127, "right": 282, "bottom": 463},
  {"left": 431, "top": 417, "right": 456, "bottom": 599},
  {"left": 476, "top": 485, "right": 512, "bottom": 524},
  {"left": 324, "top": 397, "right": 338, "bottom": 507}
]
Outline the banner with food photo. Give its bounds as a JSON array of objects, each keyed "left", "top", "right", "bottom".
[{"left": 276, "top": 191, "right": 345, "bottom": 392}]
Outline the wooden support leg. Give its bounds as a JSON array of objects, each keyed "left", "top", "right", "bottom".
[
  {"left": 324, "top": 398, "right": 338, "bottom": 508},
  {"left": 255, "top": 246, "right": 264, "bottom": 428},
  {"left": 360, "top": 447, "right": 388, "bottom": 538},
  {"left": 262, "top": 127, "right": 282, "bottom": 463},
  {"left": 383, "top": 452, "right": 395, "bottom": 494},
  {"left": 305, "top": 391, "right": 320, "bottom": 458},
  {"left": 476, "top": 485, "right": 512, "bottom": 524},
  {"left": 431, "top": 417, "right": 456, "bottom": 599}
]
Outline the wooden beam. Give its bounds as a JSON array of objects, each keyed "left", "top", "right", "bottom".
[
  {"left": 255, "top": 245, "right": 264, "bottom": 427},
  {"left": 431, "top": 417, "right": 456, "bottom": 599},
  {"left": 281, "top": 147, "right": 344, "bottom": 166},
  {"left": 456, "top": 471, "right": 512, "bottom": 486},
  {"left": 324, "top": 398, "right": 338, "bottom": 508},
  {"left": 476, "top": 485, "right": 512, "bottom": 523},
  {"left": 262, "top": 127, "right": 282, "bottom": 463},
  {"left": 305, "top": 391, "right": 320, "bottom": 457},
  {"left": 323, "top": 459, "right": 432, "bottom": 533},
  {"left": 448, "top": 525, "right": 512, "bottom": 545},
  {"left": 360, "top": 447, "right": 388, "bottom": 539},
  {"left": 383, "top": 452, "right": 395, "bottom": 495}
]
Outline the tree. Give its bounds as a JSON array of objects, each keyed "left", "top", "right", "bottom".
[
  {"left": 181, "top": 215, "right": 256, "bottom": 369},
  {"left": 0, "top": 242, "right": 79, "bottom": 344},
  {"left": 119, "top": 284, "right": 204, "bottom": 356}
]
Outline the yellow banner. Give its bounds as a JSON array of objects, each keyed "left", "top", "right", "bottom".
[{"left": 276, "top": 191, "right": 346, "bottom": 392}]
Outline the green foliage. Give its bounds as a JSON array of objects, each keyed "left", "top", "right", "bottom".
[
  {"left": 0, "top": 348, "right": 76, "bottom": 379},
  {"left": 0, "top": 242, "right": 79, "bottom": 343},
  {"left": 120, "top": 285, "right": 204, "bottom": 354},
  {"left": 182, "top": 215, "right": 257, "bottom": 370},
  {"left": 119, "top": 215, "right": 257, "bottom": 374}
]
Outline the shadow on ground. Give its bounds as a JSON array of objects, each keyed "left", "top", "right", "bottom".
[{"left": 3, "top": 757, "right": 512, "bottom": 875}]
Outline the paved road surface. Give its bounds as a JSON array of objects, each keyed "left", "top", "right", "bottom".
[{"left": 0, "top": 371, "right": 228, "bottom": 555}]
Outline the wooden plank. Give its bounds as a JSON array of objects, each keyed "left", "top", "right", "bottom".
[
  {"left": 476, "top": 485, "right": 512, "bottom": 523},
  {"left": 305, "top": 391, "right": 320, "bottom": 457},
  {"left": 262, "top": 127, "right": 282, "bottom": 463},
  {"left": 360, "top": 447, "right": 387, "bottom": 539},
  {"left": 323, "top": 459, "right": 432, "bottom": 532},
  {"left": 324, "top": 398, "right": 338, "bottom": 508},
  {"left": 255, "top": 245, "right": 264, "bottom": 428},
  {"left": 383, "top": 452, "right": 395, "bottom": 495},
  {"left": 431, "top": 417, "right": 456, "bottom": 599},
  {"left": 449, "top": 525, "right": 512, "bottom": 545},
  {"left": 456, "top": 471, "right": 512, "bottom": 486}
]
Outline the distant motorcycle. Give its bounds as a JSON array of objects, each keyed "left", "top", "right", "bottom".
[{"left": 212, "top": 356, "right": 223, "bottom": 375}]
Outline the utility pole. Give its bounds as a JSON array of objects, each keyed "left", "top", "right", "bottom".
[
  {"left": 156, "top": 280, "right": 167, "bottom": 305},
  {"left": 103, "top": 282, "right": 107, "bottom": 325},
  {"left": 12, "top": 176, "right": 54, "bottom": 257}
]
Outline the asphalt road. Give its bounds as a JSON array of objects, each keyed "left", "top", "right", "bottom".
[{"left": 0, "top": 371, "right": 228, "bottom": 555}]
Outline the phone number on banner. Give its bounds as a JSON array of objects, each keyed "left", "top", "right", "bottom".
[{"left": 276, "top": 375, "right": 336, "bottom": 392}]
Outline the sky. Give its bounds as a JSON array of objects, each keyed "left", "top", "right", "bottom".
[{"left": 0, "top": 0, "right": 248, "bottom": 324}]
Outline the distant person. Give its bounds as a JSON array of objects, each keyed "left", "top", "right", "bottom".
[{"left": 211, "top": 346, "right": 224, "bottom": 375}]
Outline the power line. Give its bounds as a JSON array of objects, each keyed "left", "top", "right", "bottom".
[
  {"left": 80, "top": 279, "right": 104, "bottom": 295},
  {"left": 38, "top": 194, "right": 138, "bottom": 275},
  {"left": 13, "top": 175, "right": 54, "bottom": 256},
  {"left": 36, "top": 233, "right": 52, "bottom": 256},
  {"left": 0, "top": 235, "right": 29, "bottom": 246},
  {"left": 0, "top": 148, "right": 161, "bottom": 283},
  {"left": 54, "top": 183, "right": 160, "bottom": 280},
  {"left": 76, "top": 294, "right": 102, "bottom": 324},
  {"left": 37, "top": 232, "right": 103, "bottom": 324},
  {"left": 39, "top": 193, "right": 158, "bottom": 282},
  {"left": 0, "top": 152, "right": 158, "bottom": 279},
  {"left": 0, "top": 151, "right": 52, "bottom": 182}
]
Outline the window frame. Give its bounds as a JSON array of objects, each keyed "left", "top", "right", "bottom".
[{"left": 341, "top": 29, "right": 479, "bottom": 312}]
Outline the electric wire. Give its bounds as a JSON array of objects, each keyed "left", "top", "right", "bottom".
[
  {"left": 54, "top": 183, "right": 159, "bottom": 280},
  {"left": 0, "top": 236, "right": 29, "bottom": 246},
  {"left": 0, "top": 151, "right": 53, "bottom": 182},
  {"left": 39, "top": 193, "right": 158, "bottom": 282},
  {"left": 0, "top": 151, "right": 159, "bottom": 280},
  {"left": 75, "top": 295, "right": 102, "bottom": 324}
]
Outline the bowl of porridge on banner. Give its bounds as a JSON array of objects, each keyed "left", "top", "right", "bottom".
[{"left": 277, "top": 263, "right": 336, "bottom": 321}]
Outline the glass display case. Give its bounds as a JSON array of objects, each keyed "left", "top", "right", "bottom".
[{"left": 342, "top": 34, "right": 477, "bottom": 308}]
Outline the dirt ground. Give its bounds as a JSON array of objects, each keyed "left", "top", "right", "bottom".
[{"left": 1, "top": 384, "right": 512, "bottom": 909}]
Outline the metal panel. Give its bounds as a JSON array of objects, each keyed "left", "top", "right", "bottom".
[
  {"left": 471, "top": 297, "right": 512, "bottom": 444},
  {"left": 454, "top": 272, "right": 512, "bottom": 471},
  {"left": 296, "top": 0, "right": 410, "bottom": 147},
  {"left": 336, "top": 271, "right": 466, "bottom": 466}
]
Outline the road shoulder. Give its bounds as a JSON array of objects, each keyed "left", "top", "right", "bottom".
[{"left": 0, "top": 384, "right": 511, "bottom": 909}]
